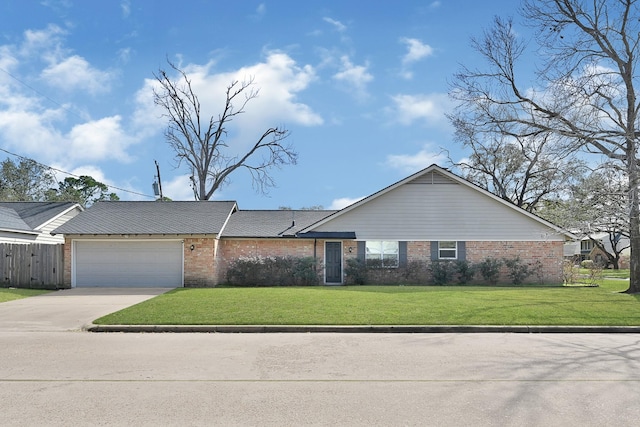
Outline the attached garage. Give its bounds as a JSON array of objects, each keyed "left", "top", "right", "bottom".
[{"left": 73, "top": 240, "right": 183, "bottom": 287}]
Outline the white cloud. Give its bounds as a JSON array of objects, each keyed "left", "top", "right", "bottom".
[
  {"left": 385, "top": 145, "right": 447, "bottom": 174},
  {"left": 399, "top": 38, "right": 434, "bottom": 80},
  {"left": 41, "top": 55, "right": 114, "bottom": 94},
  {"left": 323, "top": 17, "right": 347, "bottom": 32},
  {"left": 162, "top": 174, "right": 197, "bottom": 201},
  {"left": 67, "top": 116, "right": 135, "bottom": 162},
  {"left": 121, "top": 0, "right": 131, "bottom": 18},
  {"left": 329, "top": 196, "right": 364, "bottom": 210},
  {"left": 117, "top": 47, "right": 132, "bottom": 63},
  {"left": 254, "top": 3, "right": 266, "bottom": 19},
  {"left": 20, "top": 25, "right": 66, "bottom": 60},
  {"left": 333, "top": 55, "right": 373, "bottom": 100},
  {"left": 0, "top": 108, "right": 65, "bottom": 160},
  {"left": 401, "top": 38, "right": 433, "bottom": 65},
  {"left": 389, "top": 93, "right": 452, "bottom": 126}
]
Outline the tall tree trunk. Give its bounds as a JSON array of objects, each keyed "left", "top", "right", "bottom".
[{"left": 627, "top": 156, "right": 640, "bottom": 293}]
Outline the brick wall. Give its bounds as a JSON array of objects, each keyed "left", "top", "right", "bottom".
[
  {"left": 183, "top": 237, "right": 217, "bottom": 287},
  {"left": 216, "top": 238, "right": 320, "bottom": 284},
  {"left": 61, "top": 237, "right": 564, "bottom": 287},
  {"left": 370, "top": 240, "right": 563, "bottom": 285},
  {"left": 63, "top": 237, "right": 72, "bottom": 287},
  {"left": 466, "top": 241, "right": 564, "bottom": 284}
]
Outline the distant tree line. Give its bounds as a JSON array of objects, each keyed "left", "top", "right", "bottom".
[{"left": 0, "top": 158, "right": 118, "bottom": 207}]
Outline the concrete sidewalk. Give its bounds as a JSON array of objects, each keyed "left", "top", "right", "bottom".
[{"left": 0, "top": 287, "right": 173, "bottom": 332}]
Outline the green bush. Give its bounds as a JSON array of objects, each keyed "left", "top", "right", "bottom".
[
  {"left": 345, "top": 258, "right": 368, "bottom": 285},
  {"left": 477, "top": 258, "right": 502, "bottom": 285},
  {"left": 502, "top": 256, "right": 531, "bottom": 285},
  {"left": 345, "top": 259, "right": 431, "bottom": 285},
  {"left": 226, "top": 256, "right": 320, "bottom": 286},
  {"left": 455, "top": 260, "right": 476, "bottom": 284},
  {"left": 430, "top": 260, "right": 457, "bottom": 285}
]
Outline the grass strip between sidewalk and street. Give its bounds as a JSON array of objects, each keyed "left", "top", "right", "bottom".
[{"left": 94, "top": 278, "right": 640, "bottom": 326}]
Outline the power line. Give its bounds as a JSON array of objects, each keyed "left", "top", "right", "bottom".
[
  {"left": 0, "top": 66, "right": 87, "bottom": 122},
  {"left": 0, "top": 147, "right": 156, "bottom": 199},
  {"left": 0, "top": 67, "right": 156, "bottom": 200}
]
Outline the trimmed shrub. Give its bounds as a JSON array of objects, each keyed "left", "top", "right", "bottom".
[
  {"left": 226, "top": 256, "right": 320, "bottom": 286},
  {"left": 455, "top": 260, "right": 476, "bottom": 284},
  {"left": 345, "top": 259, "right": 431, "bottom": 285},
  {"left": 430, "top": 260, "right": 457, "bottom": 285},
  {"left": 502, "top": 256, "right": 531, "bottom": 285},
  {"left": 477, "top": 258, "right": 502, "bottom": 285},
  {"left": 345, "top": 258, "right": 368, "bottom": 285}
]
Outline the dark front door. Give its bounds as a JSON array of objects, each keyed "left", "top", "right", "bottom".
[{"left": 325, "top": 242, "right": 342, "bottom": 284}]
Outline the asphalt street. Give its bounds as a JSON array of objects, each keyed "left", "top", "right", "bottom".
[{"left": 1, "top": 332, "right": 639, "bottom": 426}]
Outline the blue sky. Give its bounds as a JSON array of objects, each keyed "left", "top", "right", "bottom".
[{"left": 0, "top": 0, "right": 526, "bottom": 209}]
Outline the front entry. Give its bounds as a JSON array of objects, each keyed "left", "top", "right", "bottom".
[{"left": 325, "top": 241, "right": 342, "bottom": 284}]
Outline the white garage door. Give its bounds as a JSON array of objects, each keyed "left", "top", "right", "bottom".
[{"left": 74, "top": 240, "right": 183, "bottom": 287}]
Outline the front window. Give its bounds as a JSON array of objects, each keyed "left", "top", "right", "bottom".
[
  {"left": 438, "top": 241, "right": 457, "bottom": 259},
  {"left": 581, "top": 240, "right": 593, "bottom": 252},
  {"left": 365, "top": 241, "right": 399, "bottom": 267}
]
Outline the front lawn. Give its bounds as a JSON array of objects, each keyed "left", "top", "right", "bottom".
[
  {"left": 0, "top": 288, "right": 50, "bottom": 303},
  {"left": 94, "top": 279, "right": 640, "bottom": 326}
]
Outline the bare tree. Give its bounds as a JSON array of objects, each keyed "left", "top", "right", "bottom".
[
  {"left": 450, "top": 1, "right": 640, "bottom": 293},
  {"left": 153, "top": 61, "right": 297, "bottom": 200},
  {"left": 541, "top": 167, "right": 630, "bottom": 269},
  {"left": 449, "top": 117, "right": 586, "bottom": 212}
]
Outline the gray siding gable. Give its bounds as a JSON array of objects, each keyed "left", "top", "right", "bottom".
[{"left": 303, "top": 165, "right": 573, "bottom": 242}]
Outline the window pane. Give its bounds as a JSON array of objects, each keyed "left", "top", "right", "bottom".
[
  {"left": 365, "top": 241, "right": 399, "bottom": 267},
  {"left": 439, "top": 241, "right": 457, "bottom": 259},
  {"left": 383, "top": 241, "right": 398, "bottom": 254},
  {"left": 439, "top": 250, "right": 456, "bottom": 259},
  {"left": 366, "top": 241, "right": 382, "bottom": 255}
]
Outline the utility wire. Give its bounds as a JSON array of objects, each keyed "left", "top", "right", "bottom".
[
  {"left": 0, "top": 67, "right": 156, "bottom": 200},
  {"left": 0, "top": 147, "right": 156, "bottom": 199},
  {"left": 0, "top": 66, "right": 87, "bottom": 122}
]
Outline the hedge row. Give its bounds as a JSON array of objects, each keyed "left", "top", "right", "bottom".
[{"left": 224, "top": 256, "right": 543, "bottom": 286}]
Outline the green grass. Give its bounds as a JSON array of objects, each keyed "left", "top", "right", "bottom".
[
  {"left": 0, "top": 288, "right": 50, "bottom": 303},
  {"left": 94, "top": 279, "right": 640, "bottom": 326}
]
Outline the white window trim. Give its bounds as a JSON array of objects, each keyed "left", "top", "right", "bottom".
[
  {"left": 438, "top": 241, "right": 458, "bottom": 260},
  {"left": 365, "top": 240, "right": 399, "bottom": 268}
]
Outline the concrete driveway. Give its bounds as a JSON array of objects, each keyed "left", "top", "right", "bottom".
[{"left": 0, "top": 287, "right": 172, "bottom": 332}]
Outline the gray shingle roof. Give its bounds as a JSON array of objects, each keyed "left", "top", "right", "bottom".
[
  {"left": 53, "top": 201, "right": 237, "bottom": 235},
  {"left": 0, "top": 202, "right": 78, "bottom": 232},
  {"left": 221, "top": 210, "right": 336, "bottom": 237}
]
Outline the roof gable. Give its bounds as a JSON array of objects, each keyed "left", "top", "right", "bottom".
[
  {"left": 302, "top": 164, "right": 575, "bottom": 241},
  {"left": 53, "top": 201, "right": 237, "bottom": 236},
  {"left": 0, "top": 202, "right": 81, "bottom": 234},
  {"left": 222, "top": 210, "right": 336, "bottom": 238}
]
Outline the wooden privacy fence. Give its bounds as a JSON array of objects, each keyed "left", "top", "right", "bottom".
[{"left": 0, "top": 243, "right": 64, "bottom": 289}]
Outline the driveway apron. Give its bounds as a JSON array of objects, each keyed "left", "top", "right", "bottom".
[{"left": 0, "top": 288, "right": 172, "bottom": 332}]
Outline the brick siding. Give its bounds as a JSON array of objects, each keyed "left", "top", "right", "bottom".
[
  {"left": 465, "top": 241, "right": 564, "bottom": 284},
  {"left": 183, "top": 237, "right": 217, "bottom": 287},
  {"left": 62, "top": 237, "right": 564, "bottom": 287}
]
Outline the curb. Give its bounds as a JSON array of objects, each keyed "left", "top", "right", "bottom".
[{"left": 86, "top": 324, "right": 640, "bottom": 333}]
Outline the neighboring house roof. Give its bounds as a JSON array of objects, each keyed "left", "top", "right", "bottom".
[
  {"left": 300, "top": 164, "right": 577, "bottom": 241},
  {"left": 222, "top": 210, "right": 337, "bottom": 238},
  {"left": 0, "top": 202, "right": 81, "bottom": 235},
  {"left": 53, "top": 201, "right": 237, "bottom": 235}
]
